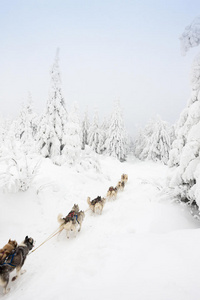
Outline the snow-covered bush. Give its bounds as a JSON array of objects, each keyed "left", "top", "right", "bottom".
[
  {"left": 0, "top": 152, "right": 41, "bottom": 193},
  {"left": 76, "top": 146, "right": 101, "bottom": 173},
  {"left": 134, "top": 116, "right": 174, "bottom": 164}
]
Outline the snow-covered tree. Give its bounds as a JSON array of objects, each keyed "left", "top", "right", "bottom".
[
  {"left": 88, "top": 110, "right": 100, "bottom": 154},
  {"left": 168, "top": 17, "right": 200, "bottom": 208},
  {"left": 37, "top": 50, "right": 68, "bottom": 164},
  {"left": 134, "top": 116, "right": 173, "bottom": 164},
  {"left": 98, "top": 116, "right": 108, "bottom": 154},
  {"left": 168, "top": 89, "right": 200, "bottom": 205},
  {"left": 81, "top": 109, "right": 90, "bottom": 150},
  {"left": 15, "top": 97, "right": 38, "bottom": 154},
  {"left": 62, "top": 103, "right": 82, "bottom": 165},
  {"left": 0, "top": 117, "right": 9, "bottom": 144},
  {"left": 105, "top": 101, "right": 128, "bottom": 162},
  {"left": 36, "top": 113, "right": 52, "bottom": 158},
  {"left": 0, "top": 118, "right": 19, "bottom": 158}
]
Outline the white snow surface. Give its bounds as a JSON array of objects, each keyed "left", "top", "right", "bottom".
[{"left": 1, "top": 156, "right": 200, "bottom": 300}]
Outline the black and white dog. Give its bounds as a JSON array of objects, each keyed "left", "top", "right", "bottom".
[{"left": 0, "top": 236, "right": 34, "bottom": 294}]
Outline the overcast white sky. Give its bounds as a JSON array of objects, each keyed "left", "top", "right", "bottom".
[{"left": 1, "top": 0, "right": 200, "bottom": 136}]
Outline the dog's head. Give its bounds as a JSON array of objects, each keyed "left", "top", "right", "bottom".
[
  {"left": 24, "top": 236, "right": 35, "bottom": 250},
  {"left": 8, "top": 239, "right": 18, "bottom": 248},
  {"left": 72, "top": 204, "right": 79, "bottom": 213}
]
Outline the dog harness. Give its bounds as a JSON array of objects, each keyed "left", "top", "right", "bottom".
[
  {"left": 63, "top": 211, "right": 79, "bottom": 224},
  {"left": 0, "top": 251, "right": 16, "bottom": 268},
  {"left": 91, "top": 196, "right": 101, "bottom": 205},
  {"left": 68, "top": 211, "right": 75, "bottom": 219},
  {"left": 75, "top": 214, "right": 79, "bottom": 224}
]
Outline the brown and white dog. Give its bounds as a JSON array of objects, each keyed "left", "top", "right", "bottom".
[
  {"left": 57, "top": 204, "right": 85, "bottom": 238},
  {"left": 0, "top": 240, "right": 18, "bottom": 263},
  {"left": 121, "top": 174, "right": 128, "bottom": 183},
  {"left": 107, "top": 186, "right": 118, "bottom": 200},
  {"left": 0, "top": 236, "right": 34, "bottom": 294},
  {"left": 117, "top": 181, "right": 125, "bottom": 191},
  {"left": 87, "top": 196, "right": 106, "bottom": 214}
]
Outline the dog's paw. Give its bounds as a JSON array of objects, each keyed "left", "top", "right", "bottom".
[{"left": 3, "top": 287, "right": 10, "bottom": 294}]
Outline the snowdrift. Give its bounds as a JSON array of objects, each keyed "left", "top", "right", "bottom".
[{"left": 0, "top": 156, "right": 200, "bottom": 300}]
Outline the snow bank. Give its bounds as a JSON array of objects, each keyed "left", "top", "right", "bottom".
[{"left": 0, "top": 157, "right": 200, "bottom": 300}]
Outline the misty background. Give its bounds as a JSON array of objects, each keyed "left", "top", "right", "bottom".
[{"left": 1, "top": 0, "right": 200, "bottom": 137}]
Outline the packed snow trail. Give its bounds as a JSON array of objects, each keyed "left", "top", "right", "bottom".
[{"left": 0, "top": 156, "right": 200, "bottom": 300}]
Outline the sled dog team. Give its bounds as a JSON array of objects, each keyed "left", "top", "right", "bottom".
[{"left": 0, "top": 174, "right": 128, "bottom": 294}]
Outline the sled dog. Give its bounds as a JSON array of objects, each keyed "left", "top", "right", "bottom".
[
  {"left": 0, "top": 240, "right": 18, "bottom": 263},
  {"left": 87, "top": 196, "right": 106, "bottom": 214},
  {"left": 107, "top": 186, "right": 118, "bottom": 199},
  {"left": 121, "top": 174, "right": 128, "bottom": 183},
  {"left": 117, "top": 181, "right": 125, "bottom": 191},
  {"left": 0, "top": 236, "right": 34, "bottom": 294},
  {"left": 57, "top": 204, "right": 84, "bottom": 238}
]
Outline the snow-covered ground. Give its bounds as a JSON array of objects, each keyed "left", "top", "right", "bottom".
[{"left": 1, "top": 156, "right": 200, "bottom": 300}]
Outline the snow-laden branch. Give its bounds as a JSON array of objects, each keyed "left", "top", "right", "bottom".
[{"left": 180, "top": 16, "right": 200, "bottom": 55}]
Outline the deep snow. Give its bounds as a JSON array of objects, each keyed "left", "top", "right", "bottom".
[{"left": 0, "top": 156, "right": 200, "bottom": 300}]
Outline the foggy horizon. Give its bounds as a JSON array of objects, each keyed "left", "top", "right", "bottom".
[{"left": 1, "top": 0, "right": 200, "bottom": 136}]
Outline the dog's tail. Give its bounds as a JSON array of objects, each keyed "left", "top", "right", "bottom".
[
  {"left": 87, "top": 197, "right": 91, "bottom": 207},
  {"left": 57, "top": 213, "right": 64, "bottom": 225}
]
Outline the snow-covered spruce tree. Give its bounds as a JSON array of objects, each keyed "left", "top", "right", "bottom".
[
  {"left": 2, "top": 118, "right": 19, "bottom": 156},
  {"left": 0, "top": 117, "right": 9, "bottom": 159},
  {"left": 88, "top": 110, "right": 100, "bottom": 154},
  {"left": 81, "top": 109, "right": 90, "bottom": 150},
  {"left": 105, "top": 101, "right": 128, "bottom": 162},
  {"left": 168, "top": 17, "right": 200, "bottom": 207},
  {"left": 62, "top": 103, "right": 82, "bottom": 165},
  {"left": 98, "top": 116, "right": 108, "bottom": 154},
  {"left": 134, "top": 116, "right": 174, "bottom": 164},
  {"left": 37, "top": 50, "right": 68, "bottom": 165},
  {"left": 0, "top": 116, "right": 7, "bottom": 145},
  {"left": 15, "top": 97, "right": 38, "bottom": 154}
]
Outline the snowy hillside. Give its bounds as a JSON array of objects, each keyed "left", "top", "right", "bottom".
[{"left": 1, "top": 156, "right": 200, "bottom": 300}]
